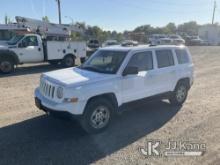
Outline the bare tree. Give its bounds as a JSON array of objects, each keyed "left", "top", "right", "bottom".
[
  {"left": 4, "top": 15, "right": 12, "bottom": 24},
  {"left": 42, "top": 16, "right": 50, "bottom": 23}
]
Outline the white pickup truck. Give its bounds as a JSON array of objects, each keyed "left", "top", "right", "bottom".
[
  {"left": 0, "top": 33, "right": 87, "bottom": 73},
  {"left": 35, "top": 45, "right": 194, "bottom": 134}
]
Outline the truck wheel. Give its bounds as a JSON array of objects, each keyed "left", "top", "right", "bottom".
[
  {"left": 169, "top": 83, "right": 188, "bottom": 106},
  {"left": 80, "top": 98, "right": 113, "bottom": 134},
  {"left": 0, "top": 60, "right": 14, "bottom": 74},
  {"left": 63, "top": 56, "right": 75, "bottom": 67}
]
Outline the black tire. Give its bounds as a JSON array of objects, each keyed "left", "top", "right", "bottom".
[
  {"left": 80, "top": 98, "right": 113, "bottom": 134},
  {"left": 49, "top": 61, "right": 60, "bottom": 66},
  {"left": 169, "top": 82, "right": 188, "bottom": 106},
  {"left": 0, "top": 60, "right": 15, "bottom": 74},
  {"left": 62, "top": 55, "right": 75, "bottom": 67}
]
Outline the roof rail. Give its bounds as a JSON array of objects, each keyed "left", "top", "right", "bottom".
[{"left": 149, "top": 44, "right": 157, "bottom": 47}]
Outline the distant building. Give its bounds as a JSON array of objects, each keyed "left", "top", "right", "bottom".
[{"left": 199, "top": 24, "right": 220, "bottom": 45}]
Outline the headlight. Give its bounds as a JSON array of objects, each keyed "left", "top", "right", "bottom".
[
  {"left": 40, "top": 74, "right": 43, "bottom": 83},
  {"left": 56, "top": 87, "right": 64, "bottom": 99}
]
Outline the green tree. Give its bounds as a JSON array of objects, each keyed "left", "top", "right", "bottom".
[
  {"left": 42, "top": 16, "right": 50, "bottom": 23},
  {"left": 177, "top": 21, "right": 199, "bottom": 35},
  {"left": 70, "top": 32, "right": 84, "bottom": 41},
  {"left": 166, "top": 23, "right": 177, "bottom": 33}
]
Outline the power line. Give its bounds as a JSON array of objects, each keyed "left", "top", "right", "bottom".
[
  {"left": 142, "top": 0, "right": 208, "bottom": 6},
  {"left": 108, "top": 0, "right": 212, "bottom": 14}
]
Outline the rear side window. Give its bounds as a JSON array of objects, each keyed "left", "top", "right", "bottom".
[
  {"left": 175, "top": 49, "right": 190, "bottom": 64},
  {"left": 156, "top": 50, "right": 174, "bottom": 68},
  {"left": 127, "top": 51, "right": 153, "bottom": 71}
]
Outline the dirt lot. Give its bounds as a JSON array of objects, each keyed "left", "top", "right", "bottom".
[{"left": 0, "top": 47, "right": 220, "bottom": 165}]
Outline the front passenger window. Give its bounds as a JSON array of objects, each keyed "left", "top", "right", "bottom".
[
  {"left": 127, "top": 51, "right": 153, "bottom": 72},
  {"left": 22, "top": 36, "right": 38, "bottom": 47}
]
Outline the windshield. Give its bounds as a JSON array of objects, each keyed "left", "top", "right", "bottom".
[
  {"left": 7, "top": 35, "right": 24, "bottom": 45},
  {"left": 80, "top": 50, "right": 128, "bottom": 74}
]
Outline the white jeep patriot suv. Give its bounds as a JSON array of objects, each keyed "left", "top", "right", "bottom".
[{"left": 35, "top": 45, "right": 194, "bottom": 133}]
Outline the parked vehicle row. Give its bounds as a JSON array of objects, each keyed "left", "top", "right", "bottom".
[
  {"left": 184, "top": 35, "right": 209, "bottom": 46},
  {"left": 87, "top": 39, "right": 139, "bottom": 49},
  {"left": 102, "top": 40, "right": 119, "bottom": 47},
  {"left": 35, "top": 44, "right": 194, "bottom": 133},
  {"left": 149, "top": 34, "right": 185, "bottom": 46}
]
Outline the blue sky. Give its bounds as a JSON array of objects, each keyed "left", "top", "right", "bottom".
[{"left": 0, "top": 0, "right": 219, "bottom": 32}]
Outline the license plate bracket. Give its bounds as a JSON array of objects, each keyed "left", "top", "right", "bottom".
[{"left": 35, "top": 97, "right": 42, "bottom": 109}]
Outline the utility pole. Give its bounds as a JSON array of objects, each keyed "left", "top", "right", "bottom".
[
  {"left": 212, "top": 0, "right": 217, "bottom": 24},
  {"left": 56, "top": 0, "right": 62, "bottom": 24}
]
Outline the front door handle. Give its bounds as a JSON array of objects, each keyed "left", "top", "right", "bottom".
[{"left": 38, "top": 48, "right": 41, "bottom": 51}]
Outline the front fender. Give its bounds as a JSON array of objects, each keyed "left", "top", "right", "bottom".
[
  {"left": 67, "top": 78, "right": 122, "bottom": 106},
  {"left": 0, "top": 49, "right": 19, "bottom": 64}
]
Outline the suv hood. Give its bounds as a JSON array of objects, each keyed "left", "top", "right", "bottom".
[{"left": 44, "top": 67, "right": 117, "bottom": 87}]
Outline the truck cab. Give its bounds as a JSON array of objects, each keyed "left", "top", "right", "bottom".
[{"left": 8, "top": 34, "right": 44, "bottom": 63}]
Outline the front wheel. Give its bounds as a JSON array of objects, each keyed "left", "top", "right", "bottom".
[
  {"left": 80, "top": 98, "right": 113, "bottom": 134},
  {"left": 0, "top": 60, "right": 15, "bottom": 74},
  {"left": 169, "top": 83, "right": 188, "bottom": 106}
]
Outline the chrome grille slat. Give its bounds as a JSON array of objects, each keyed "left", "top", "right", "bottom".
[
  {"left": 45, "top": 84, "right": 48, "bottom": 96},
  {"left": 52, "top": 87, "right": 55, "bottom": 98},
  {"left": 48, "top": 85, "right": 51, "bottom": 97},
  {"left": 40, "top": 79, "right": 56, "bottom": 99}
]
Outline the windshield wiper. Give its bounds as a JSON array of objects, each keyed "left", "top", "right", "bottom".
[
  {"left": 80, "top": 66, "right": 102, "bottom": 73},
  {"left": 7, "top": 42, "right": 15, "bottom": 45}
]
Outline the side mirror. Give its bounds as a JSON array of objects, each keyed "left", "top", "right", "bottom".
[
  {"left": 18, "top": 43, "right": 23, "bottom": 48},
  {"left": 18, "top": 42, "right": 27, "bottom": 48},
  {"left": 122, "top": 66, "right": 138, "bottom": 76}
]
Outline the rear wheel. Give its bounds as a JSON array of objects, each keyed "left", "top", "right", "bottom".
[
  {"left": 169, "top": 83, "right": 188, "bottom": 106},
  {"left": 80, "top": 98, "right": 113, "bottom": 134},
  {"left": 62, "top": 56, "right": 75, "bottom": 67},
  {"left": 0, "top": 60, "right": 14, "bottom": 74}
]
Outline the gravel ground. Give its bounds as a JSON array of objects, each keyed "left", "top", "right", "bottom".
[{"left": 0, "top": 47, "right": 219, "bottom": 165}]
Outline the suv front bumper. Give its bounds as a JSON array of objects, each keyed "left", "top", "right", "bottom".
[
  {"left": 35, "top": 97, "right": 79, "bottom": 119},
  {"left": 34, "top": 88, "right": 86, "bottom": 115}
]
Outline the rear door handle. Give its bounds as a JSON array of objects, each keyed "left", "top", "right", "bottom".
[{"left": 38, "top": 48, "right": 41, "bottom": 51}]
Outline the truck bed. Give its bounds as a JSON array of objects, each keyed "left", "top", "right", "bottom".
[{"left": 46, "top": 41, "right": 87, "bottom": 60}]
